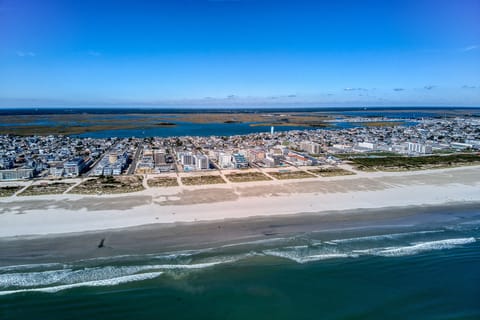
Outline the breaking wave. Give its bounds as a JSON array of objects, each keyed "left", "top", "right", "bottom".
[
  {"left": 330, "top": 230, "right": 445, "bottom": 244},
  {"left": 0, "top": 226, "right": 477, "bottom": 295},
  {"left": 0, "top": 272, "right": 164, "bottom": 296},
  {"left": 357, "top": 237, "right": 476, "bottom": 257}
]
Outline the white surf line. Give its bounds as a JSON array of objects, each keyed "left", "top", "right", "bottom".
[{"left": 0, "top": 272, "right": 164, "bottom": 296}]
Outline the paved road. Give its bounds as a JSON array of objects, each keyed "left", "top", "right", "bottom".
[
  {"left": 85, "top": 144, "right": 114, "bottom": 177},
  {"left": 127, "top": 146, "right": 142, "bottom": 175}
]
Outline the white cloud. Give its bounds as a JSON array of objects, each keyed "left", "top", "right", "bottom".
[
  {"left": 344, "top": 87, "right": 367, "bottom": 91},
  {"left": 87, "top": 50, "right": 102, "bottom": 57},
  {"left": 16, "top": 51, "right": 36, "bottom": 57},
  {"left": 461, "top": 45, "right": 479, "bottom": 52}
]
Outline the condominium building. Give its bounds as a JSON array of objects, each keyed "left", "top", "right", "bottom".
[
  {"left": 218, "top": 153, "right": 233, "bottom": 168},
  {"left": 63, "top": 158, "right": 86, "bottom": 177},
  {"left": 194, "top": 154, "right": 209, "bottom": 170},
  {"left": 0, "top": 168, "right": 34, "bottom": 180},
  {"left": 232, "top": 153, "right": 248, "bottom": 169},
  {"left": 406, "top": 142, "right": 432, "bottom": 154},
  {"left": 300, "top": 141, "right": 322, "bottom": 154}
]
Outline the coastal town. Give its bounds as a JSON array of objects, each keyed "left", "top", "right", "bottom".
[
  {"left": 2, "top": 0, "right": 480, "bottom": 316},
  {"left": 0, "top": 116, "right": 479, "bottom": 185},
  {"left": 1, "top": 113, "right": 480, "bottom": 239}
]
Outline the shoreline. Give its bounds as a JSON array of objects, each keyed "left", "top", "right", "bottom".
[
  {"left": 0, "top": 165, "right": 479, "bottom": 239},
  {"left": 1, "top": 201, "right": 479, "bottom": 266}
]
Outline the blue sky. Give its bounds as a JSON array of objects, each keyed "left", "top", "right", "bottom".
[{"left": 0, "top": 0, "right": 479, "bottom": 107}]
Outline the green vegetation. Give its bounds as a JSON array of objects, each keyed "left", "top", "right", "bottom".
[
  {"left": 0, "top": 186, "right": 22, "bottom": 197},
  {"left": 181, "top": 175, "right": 226, "bottom": 185},
  {"left": 433, "top": 149, "right": 456, "bottom": 154},
  {"left": 225, "top": 172, "right": 272, "bottom": 183},
  {"left": 1, "top": 112, "right": 410, "bottom": 135},
  {"left": 18, "top": 182, "right": 74, "bottom": 196},
  {"left": 358, "top": 121, "right": 404, "bottom": 127},
  {"left": 0, "top": 112, "right": 335, "bottom": 135},
  {"left": 147, "top": 177, "right": 179, "bottom": 187},
  {"left": 308, "top": 167, "right": 355, "bottom": 177},
  {"left": 70, "top": 176, "right": 144, "bottom": 194},
  {"left": 335, "top": 152, "right": 401, "bottom": 159},
  {"left": 350, "top": 154, "right": 480, "bottom": 171},
  {"left": 0, "top": 114, "right": 180, "bottom": 136},
  {"left": 269, "top": 171, "right": 315, "bottom": 180}
]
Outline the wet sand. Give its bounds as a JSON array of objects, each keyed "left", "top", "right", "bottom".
[
  {"left": 1, "top": 165, "right": 480, "bottom": 266},
  {"left": 1, "top": 202, "right": 479, "bottom": 267}
]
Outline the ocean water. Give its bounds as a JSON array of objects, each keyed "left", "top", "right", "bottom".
[{"left": 1, "top": 219, "right": 479, "bottom": 319}]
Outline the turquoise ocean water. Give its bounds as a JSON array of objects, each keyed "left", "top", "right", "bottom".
[{"left": 1, "top": 216, "right": 479, "bottom": 319}]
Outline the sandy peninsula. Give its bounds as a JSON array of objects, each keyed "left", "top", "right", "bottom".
[{"left": 1, "top": 165, "right": 480, "bottom": 239}]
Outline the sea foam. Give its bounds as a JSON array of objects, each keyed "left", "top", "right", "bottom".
[
  {"left": 330, "top": 230, "right": 445, "bottom": 244},
  {"left": 352, "top": 237, "right": 476, "bottom": 257},
  {"left": 376, "top": 237, "right": 476, "bottom": 257},
  {"left": 263, "top": 237, "right": 476, "bottom": 262},
  {"left": 0, "top": 256, "right": 246, "bottom": 293},
  {"left": 0, "top": 262, "right": 69, "bottom": 273},
  {"left": 0, "top": 272, "right": 164, "bottom": 296},
  {"left": 1, "top": 232, "right": 476, "bottom": 295}
]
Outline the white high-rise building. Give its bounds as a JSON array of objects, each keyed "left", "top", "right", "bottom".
[
  {"left": 180, "top": 153, "right": 194, "bottom": 166},
  {"left": 218, "top": 153, "right": 233, "bottom": 168},
  {"left": 406, "top": 142, "right": 432, "bottom": 154},
  {"left": 300, "top": 141, "right": 321, "bottom": 154},
  {"left": 194, "top": 155, "right": 209, "bottom": 170},
  {"left": 357, "top": 142, "right": 376, "bottom": 150}
]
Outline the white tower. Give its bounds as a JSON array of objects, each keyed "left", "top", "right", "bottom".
[{"left": 270, "top": 126, "right": 274, "bottom": 135}]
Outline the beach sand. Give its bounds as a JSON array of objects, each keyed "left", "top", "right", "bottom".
[
  {"left": 0, "top": 165, "right": 479, "bottom": 238},
  {"left": 1, "top": 165, "right": 480, "bottom": 265}
]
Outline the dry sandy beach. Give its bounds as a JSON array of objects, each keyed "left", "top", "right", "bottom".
[{"left": 1, "top": 165, "right": 480, "bottom": 239}]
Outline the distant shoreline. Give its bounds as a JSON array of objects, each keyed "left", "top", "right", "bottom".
[
  {"left": 1, "top": 106, "right": 480, "bottom": 113},
  {"left": 1, "top": 106, "right": 478, "bottom": 136}
]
